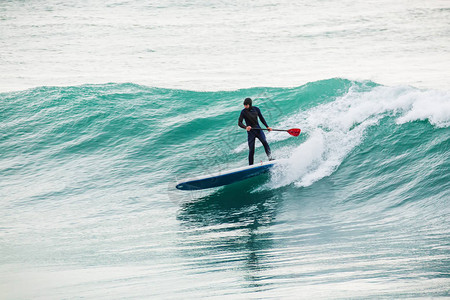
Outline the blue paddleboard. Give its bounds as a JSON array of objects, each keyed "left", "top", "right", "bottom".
[{"left": 176, "top": 160, "right": 279, "bottom": 190}]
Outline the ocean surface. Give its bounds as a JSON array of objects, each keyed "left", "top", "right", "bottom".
[{"left": 1, "top": 1, "right": 450, "bottom": 299}]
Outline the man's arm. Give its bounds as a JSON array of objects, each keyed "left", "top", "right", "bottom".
[
  {"left": 257, "top": 107, "right": 269, "bottom": 128},
  {"left": 238, "top": 111, "right": 247, "bottom": 129}
]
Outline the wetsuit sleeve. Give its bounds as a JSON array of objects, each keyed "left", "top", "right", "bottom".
[
  {"left": 238, "top": 111, "right": 246, "bottom": 129},
  {"left": 257, "top": 107, "right": 269, "bottom": 128}
]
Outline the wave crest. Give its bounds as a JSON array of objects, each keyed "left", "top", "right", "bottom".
[{"left": 267, "top": 84, "right": 449, "bottom": 188}]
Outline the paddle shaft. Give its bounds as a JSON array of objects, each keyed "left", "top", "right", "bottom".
[
  {"left": 249, "top": 127, "right": 301, "bottom": 137},
  {"left": 251, "top": 128, "right": 287, "bottom": 132}
]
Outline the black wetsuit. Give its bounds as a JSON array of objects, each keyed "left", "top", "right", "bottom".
[{"left": 238, "top": 106, "right": 272, "bottom": 165}]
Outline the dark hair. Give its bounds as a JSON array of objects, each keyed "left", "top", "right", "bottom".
[{"left": 243, "top": 98, "right": 252, "bottom": 106}]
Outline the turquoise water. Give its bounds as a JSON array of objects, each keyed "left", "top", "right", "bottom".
[{"left": 1, "top": 79, "right": 449, "bottom": 298}]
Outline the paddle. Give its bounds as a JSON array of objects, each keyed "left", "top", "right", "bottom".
[{"left": 252, "top": 128, "right": 301, "bottom": 137}]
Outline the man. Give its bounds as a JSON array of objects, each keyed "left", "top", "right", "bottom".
[{"left": 238, "top": 98, "right": 273, "bottom": 165}]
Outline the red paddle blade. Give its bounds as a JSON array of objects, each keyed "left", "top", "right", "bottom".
[{"left": 287, "top": 128, "right": 301, "bottom": 137}]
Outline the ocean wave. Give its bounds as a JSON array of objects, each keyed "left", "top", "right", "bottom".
[{"left": 260, "top": 83, "right": 450, "bottom": 188}]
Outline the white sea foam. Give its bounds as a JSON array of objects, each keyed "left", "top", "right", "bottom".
[{"left": 395, "top": 90, "right": 450, "bottom": 128}]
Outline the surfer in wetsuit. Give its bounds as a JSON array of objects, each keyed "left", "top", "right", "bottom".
[{"left": 238, "top": 98, "right": 273, "bottom": 165}]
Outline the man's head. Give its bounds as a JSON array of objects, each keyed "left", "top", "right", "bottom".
[{"left": 243, "top": 97, "right": 252, "bottom": 109}]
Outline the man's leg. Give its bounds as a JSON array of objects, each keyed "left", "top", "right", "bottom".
[
  {"left": 256, "top": 130, "right": 272, "bottom": 160},
  {"left": 248, "top": 132, "right": 256, "bottom": 165}
]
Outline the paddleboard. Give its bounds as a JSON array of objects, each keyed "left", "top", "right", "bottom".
[{"left": 176, "top": 160, "right": 279, "bottom": 190}]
